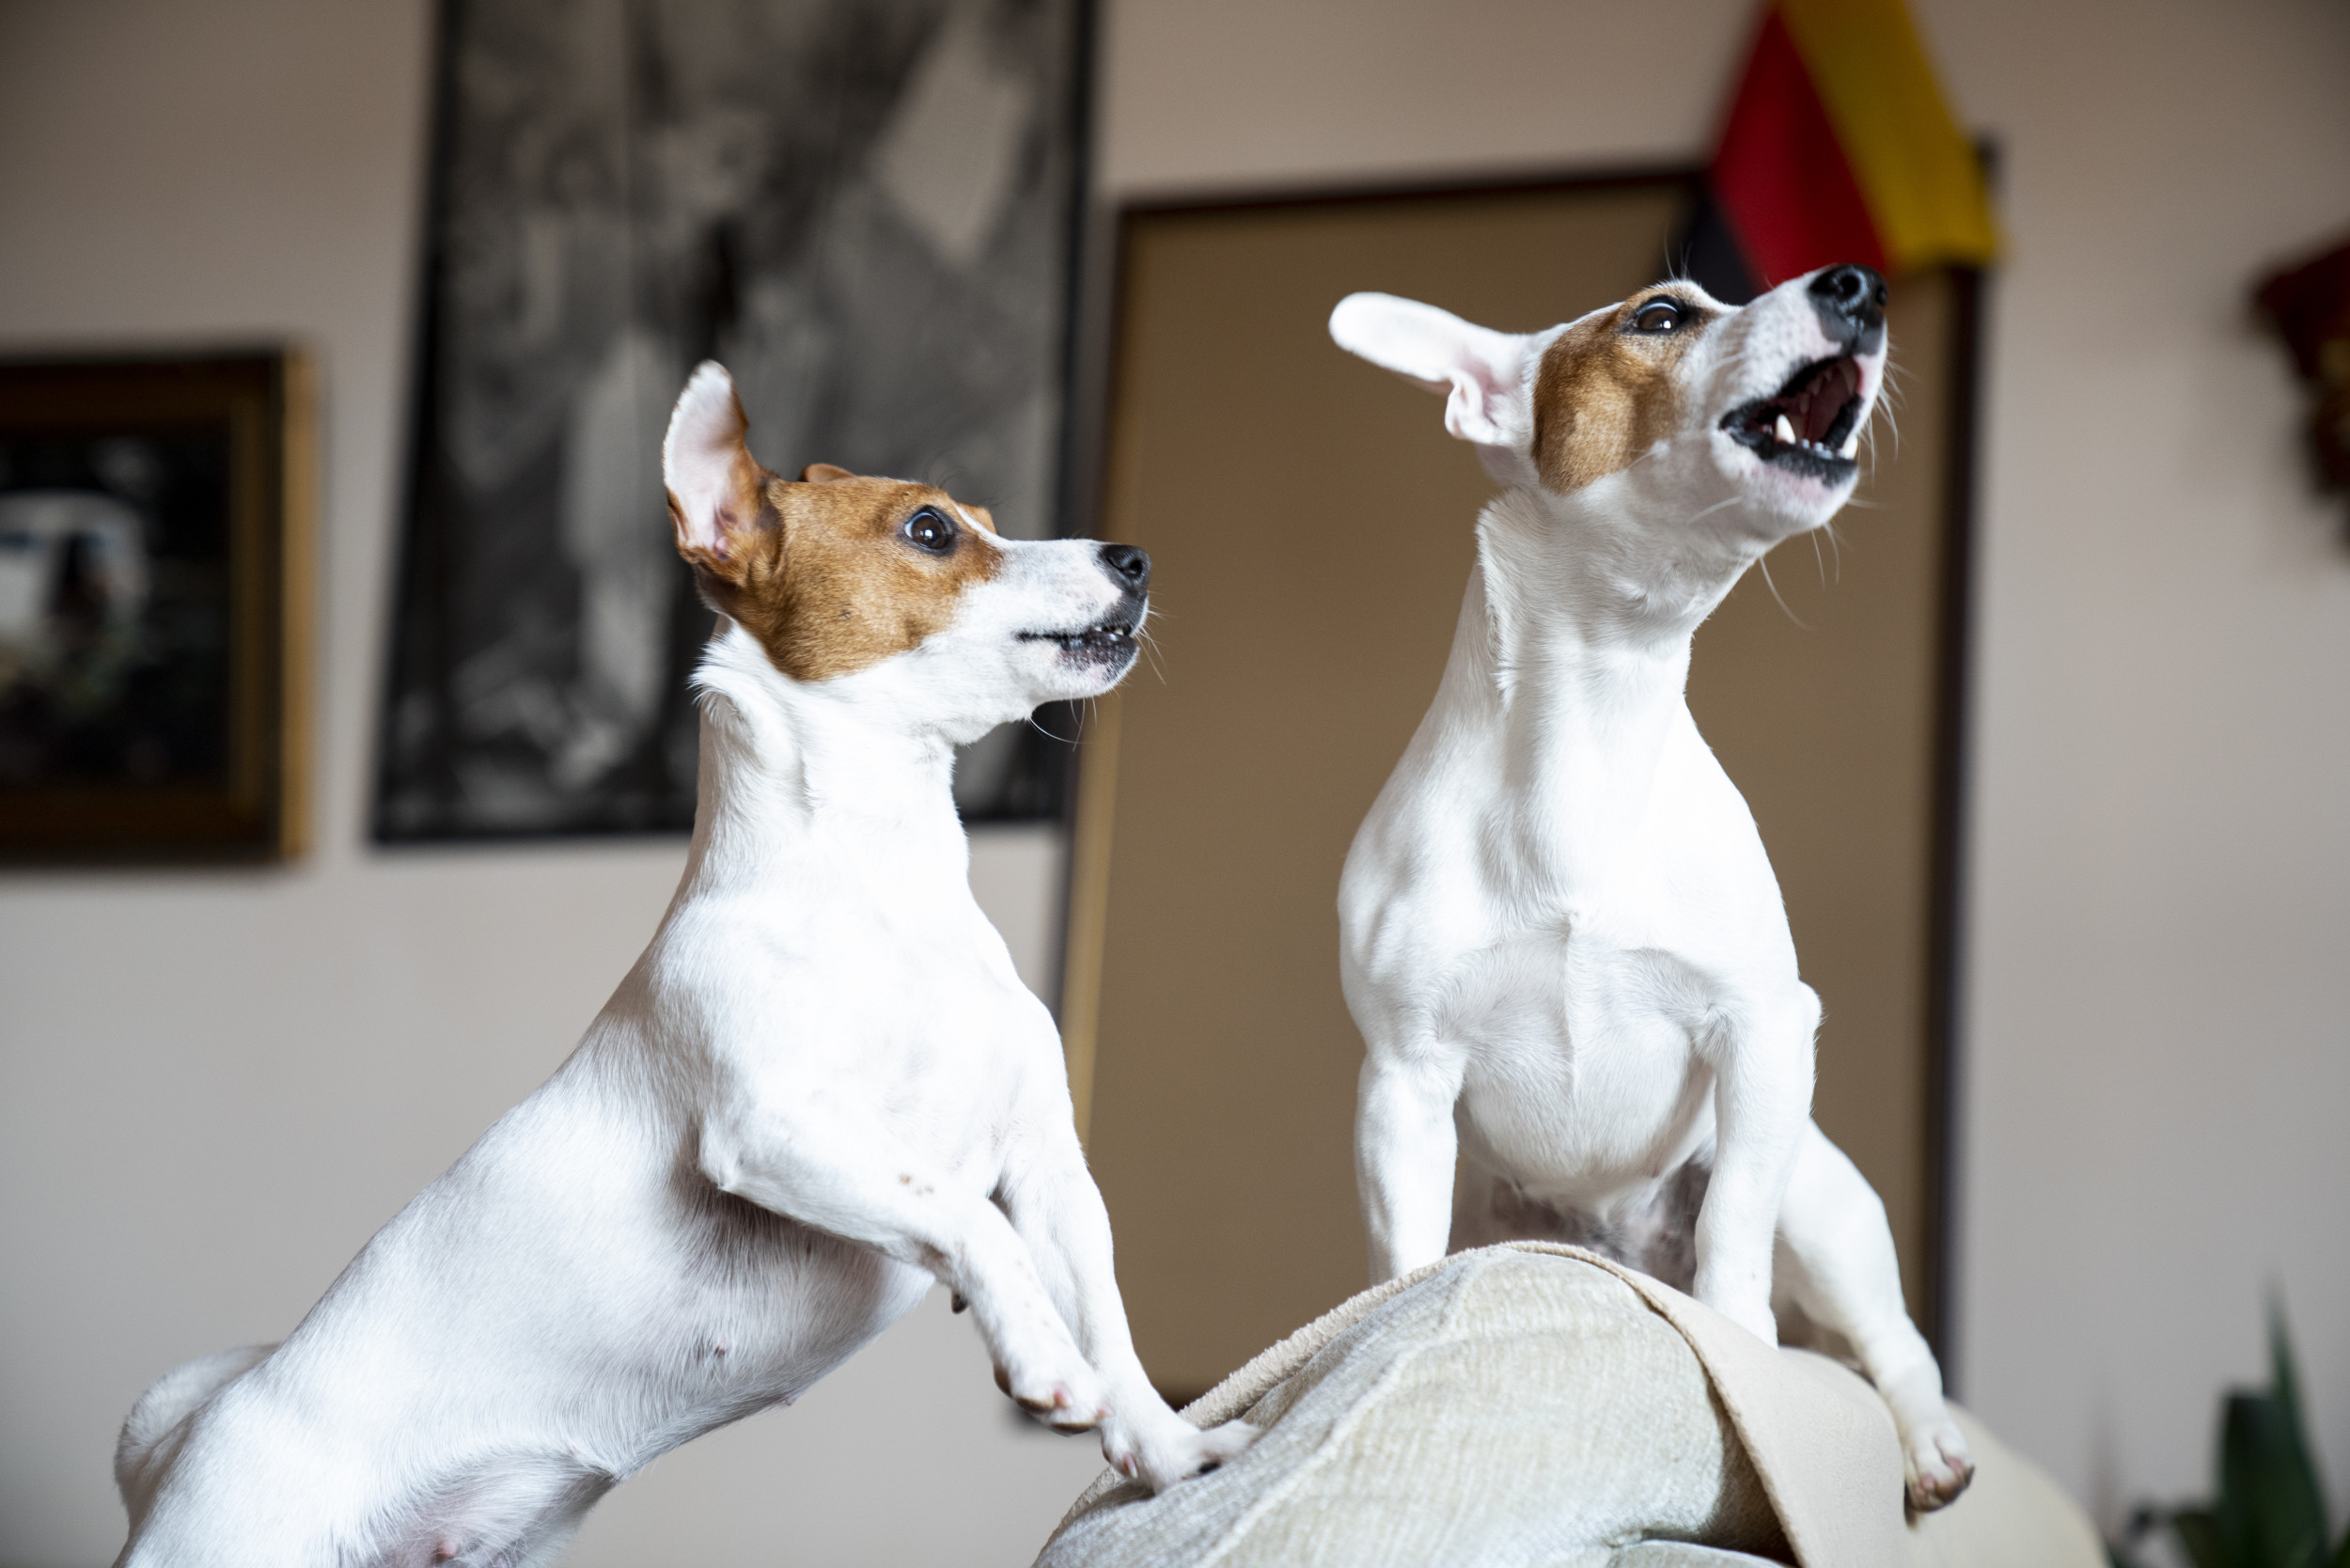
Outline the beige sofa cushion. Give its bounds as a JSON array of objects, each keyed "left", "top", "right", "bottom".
[{"left": 1038, "top": 1245, "right": 2101, "bottom": 1568}]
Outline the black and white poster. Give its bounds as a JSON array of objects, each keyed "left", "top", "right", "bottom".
[{"left": 377, "top": 0, "right": 1087, "bottom": 840}]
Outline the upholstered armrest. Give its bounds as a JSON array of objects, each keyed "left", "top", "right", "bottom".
[{"left": 1036, "top": 1245, "right": 2099, "bottom": 1568}]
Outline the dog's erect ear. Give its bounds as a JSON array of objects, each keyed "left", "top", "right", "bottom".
[
  {"left": 1329, "top": 292, "right": 1537, "bottom": 452},
  {"left": 800, "top": 463, "right": 854, "bottom": 483},
  {"left": 663, "top": 362, "right": 777, "bottom": 573}
]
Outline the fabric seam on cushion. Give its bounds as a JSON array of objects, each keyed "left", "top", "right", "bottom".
[{"left": 1520, "top": 1247, "right": 1826, "bottom": 1567}]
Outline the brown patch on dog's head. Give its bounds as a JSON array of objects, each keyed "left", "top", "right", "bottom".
[
  {"left": 663, "top": 366, "right": 1001, "bottom": 682},
  {"left": 1531, "top": 288, "right": 1716, "bottom": 494}
]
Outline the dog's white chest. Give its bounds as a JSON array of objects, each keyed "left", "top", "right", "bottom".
[
  {"left": 1436, "top": 919, "right": 1721, "bottom": 1198},
  {"left": 1339, "top": 572, "right": 1803, "bottom": 1208}
]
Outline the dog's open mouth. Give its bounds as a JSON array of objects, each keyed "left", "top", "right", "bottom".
[
  {"left": 1020, "top": 620, "right": 1137, "bottom": 661},
  {"left": 1721, "top": 355, "right": 1867, "bottom": 478}
]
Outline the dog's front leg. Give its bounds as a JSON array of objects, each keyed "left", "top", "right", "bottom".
[
  {"left": 698, "top": 1106, "right": 1107, "bottom": 1429},
  {"left": 1355, "top": 1043, "right": 1465, "bottom": 1282},
  {"left": 997, "top": 1140, "right": 1259, "bottom": 1493},
  {"left": 1692, "top": 986, "right": 1819, "bottom": 1342}
]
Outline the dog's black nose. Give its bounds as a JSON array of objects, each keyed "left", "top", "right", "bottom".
[
  {"left": 1098, "top": 542, "right": 1151, "bottom": 595},
  {"left": 1808, "top": 263, "right": 1888, "bottom": 352}
]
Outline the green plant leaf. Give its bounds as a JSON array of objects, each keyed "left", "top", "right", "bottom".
[
  {"left": 2270, "top": 1298, "right": 2332, "bottom": 1534},
  {"left": 2220, "top": 1391, "right": 2328, "bottom": 1568},
  {"left": 2173, "top": 1506, "right": 2241, "bottom": 1568}
]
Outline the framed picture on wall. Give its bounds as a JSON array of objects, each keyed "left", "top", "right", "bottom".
[
  {"left": 375, "top": 0, "right": 1094, "bottom": 842},
  {"left": 0, "top": 351, "right": 312, "bottom": 863}
]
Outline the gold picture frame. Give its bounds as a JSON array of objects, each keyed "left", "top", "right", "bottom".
[{"left": 0, "top": 351, "right": 312, "bottom": 862}]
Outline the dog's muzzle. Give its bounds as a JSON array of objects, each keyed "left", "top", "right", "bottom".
[
  {"left": 1720, "top": 354, "right": 1869, "bottom": 479},
  {"left": 1020, "top": 541, "right": 1149, "bottom": 677}
]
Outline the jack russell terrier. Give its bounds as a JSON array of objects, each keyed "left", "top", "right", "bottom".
[
  {"left": 1332, "top": 265, "right": 1973, "bottom": 1511},
  {"left": 111, "top": 364, "right": 1254, "bottom": 1567}
]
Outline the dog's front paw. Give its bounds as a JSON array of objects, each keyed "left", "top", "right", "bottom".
[
  {"left": 1104, "top": 1413, "right": 1259, "bottom": 1494},
  {"left": 1902, "top": 1416, "right": 1975, "bottom": 1512},
  {"left": 993, "top": 1353, "right": 1108, "bottom": 1434}
]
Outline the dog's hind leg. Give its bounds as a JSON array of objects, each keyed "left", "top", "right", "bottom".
[{"left": 1773, "top": 1122, "right": 1973, "bottom": 1512}]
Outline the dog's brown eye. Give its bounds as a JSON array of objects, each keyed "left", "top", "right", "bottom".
[
  {"left": 1632, "top": 299, "right": 1684, "bottom": 334},
  {"left": 902, "top": 508, "right": 955, "bottom": 555}
]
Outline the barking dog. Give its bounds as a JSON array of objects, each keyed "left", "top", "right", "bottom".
[
  {"left": 1332, "top": 267, "right": 1973, "bottom": 1511},
  {"left": 111, "top": 365, "right": 1253, "bottom": 1568}
]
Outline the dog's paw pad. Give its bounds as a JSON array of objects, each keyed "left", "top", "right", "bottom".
[{"left": 1904, "top": 1426, "right": 1976, "bottom": 1513}]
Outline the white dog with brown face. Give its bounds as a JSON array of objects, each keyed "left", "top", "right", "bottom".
[
  {"left": 1333, "top": 265, "right": 1973, "bottom": 1512},
  {"left": 110, "top": 364, "right": 1254, "bottom": 1568}
]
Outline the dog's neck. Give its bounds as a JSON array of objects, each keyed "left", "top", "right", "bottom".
[
  {"left": 1460, "top": 480, "right": 1770, "bottom": 884},
  {"left": 1480, "top": 471, "right": 1769, "bottom": 650},
  {"left": 674, "top": 621, "right": 971, "bottom": 902}
]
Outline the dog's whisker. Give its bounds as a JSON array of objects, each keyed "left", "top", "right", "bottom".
[
  {"left": 1026, "top": 702, "right": 1086, "bottom": 745},
  {"left": 1130, "top": 622, "right": 1169, "bottom": 683},
  {"left": 1754, "top": 551, "right": 1810, "bottom": 630}
]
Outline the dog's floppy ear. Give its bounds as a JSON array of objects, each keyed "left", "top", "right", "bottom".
[
  {"left": 800, "top": 463, "right": 854, "bottom": 483},
  {"left": 663, "top": 362, "right": 778, "bottom": 576},
  {"left": 1329, "top": 292, "right": 1537, "bottom": 453}
]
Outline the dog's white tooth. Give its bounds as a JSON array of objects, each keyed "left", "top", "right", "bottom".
[
  {"left": 1840, "top": 432, "right": 1859, "bottom": 460},
  {"left": 1773, "top": 413, "right": 1795, "bottom": 446}
]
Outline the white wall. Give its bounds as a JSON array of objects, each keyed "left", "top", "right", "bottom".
[
  {"left": 1929, "top": 0, "right": 2350, "bottom": 1529},
  {"left": 4, "top": 0, "right": 2348, "bottom": 1562}
]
